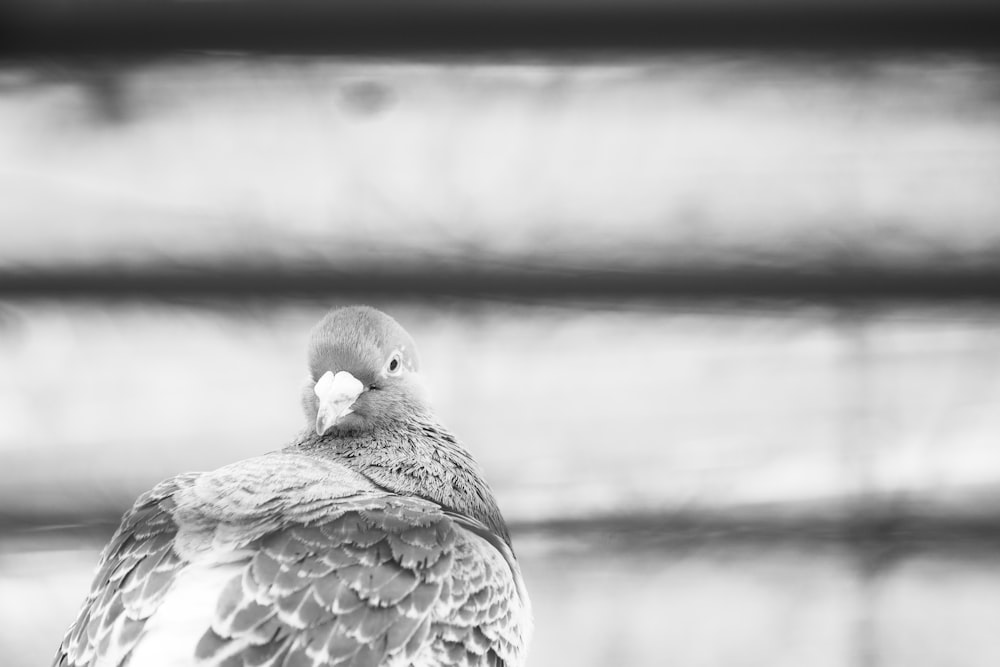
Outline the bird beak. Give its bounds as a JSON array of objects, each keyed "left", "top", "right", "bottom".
[{"left": 314, "top": 370, "right": 366, "bottom": 435}]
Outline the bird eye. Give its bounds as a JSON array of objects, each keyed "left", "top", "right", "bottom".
[{"left": 386, "top": 353, "right": 402, "bottom": 376}]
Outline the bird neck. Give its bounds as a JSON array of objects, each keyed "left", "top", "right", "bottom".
[{"left": 293, "top": 415, "right": 512, "bottom": 546}]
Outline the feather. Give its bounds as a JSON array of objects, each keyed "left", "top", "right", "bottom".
[{"left": 53, "top": 306, "right": 530, "bottom": 667}]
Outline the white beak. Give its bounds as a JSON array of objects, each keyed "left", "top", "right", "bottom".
[{"left": 314, "top": 370, "right": 365, "bottom": 435}]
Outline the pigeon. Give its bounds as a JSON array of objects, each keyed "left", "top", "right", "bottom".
[{"left": 54, "top": 305, "right": 532, "bottom": 667}]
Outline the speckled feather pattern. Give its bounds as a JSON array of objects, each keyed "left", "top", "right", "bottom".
[
  {"left": 54, "top": 450, "right": 529, "bottom": 667},
  {"left": 296, "top": 415, "right": 512, "bottom": 548},
  {"left": 54, "top": 306, "right": 531, "bottom": 667}
]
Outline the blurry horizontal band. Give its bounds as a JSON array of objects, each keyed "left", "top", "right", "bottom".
[
  {"left": 2, "top": 265, "right": 1000, "bottom": 303},
  {"left": 7, "top": 507, "right": 1000, "bottom": 556},
  {"left": 3, "top": 1, "right": 1000, "bottom": 57}
]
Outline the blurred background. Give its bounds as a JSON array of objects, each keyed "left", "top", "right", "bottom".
[{"left": 3, "top": 2, "right": 1000, "bottom": 666}]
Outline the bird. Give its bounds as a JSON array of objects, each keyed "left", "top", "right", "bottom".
[{"left": 54, "top": 305, "right": 532, "bottom": 667}]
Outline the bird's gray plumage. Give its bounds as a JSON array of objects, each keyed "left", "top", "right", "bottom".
[{"left": 54, "top": 307, "right": 531, "bottom": 667}]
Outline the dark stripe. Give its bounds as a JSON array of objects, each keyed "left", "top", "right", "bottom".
[
  {"left": 7, "top": 509, "right": 1000, "bottom": 558},
  {"left": 2, "top": 2, "right": 1000, "bottom": 58},
  {"left": 2, "top": 264, "right": 1000, "bottom": 304}
]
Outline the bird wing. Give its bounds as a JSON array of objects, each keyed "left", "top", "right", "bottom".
[
  {"left": 54, "top": 453, "right": 529, "bottom": 667},
  {"left": 55, "top": 472, "right": 198, "bottom": 667}
]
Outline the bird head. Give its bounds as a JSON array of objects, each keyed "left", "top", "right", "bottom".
[{"left": 303, "top": 305, "right": 427, "bottom": 436}]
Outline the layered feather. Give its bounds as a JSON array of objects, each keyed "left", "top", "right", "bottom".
[
  {"left": 55, "top": 306, "right": 531, "bottom": 667},
  {"left": 54, "top": 453, "right": 530, "bottom": 667}
]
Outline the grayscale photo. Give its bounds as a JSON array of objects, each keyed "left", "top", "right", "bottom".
[{"left": 1, "top": 2, "right": 999, "bottom": 666}]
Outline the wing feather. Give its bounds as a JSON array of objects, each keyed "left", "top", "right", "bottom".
[
  {"left": 54, "top": 473, "right": 198, "bottom": 666},
  {"left": 55, "top": 453, "right": 530, "bottom": 667},
  {"left": 199, "top": 496, "right": 529, "bottom": 667}
]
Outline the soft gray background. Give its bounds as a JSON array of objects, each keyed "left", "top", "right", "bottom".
[{"left": 3, "top": 47, "right": 1000, "bottom": 667}]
